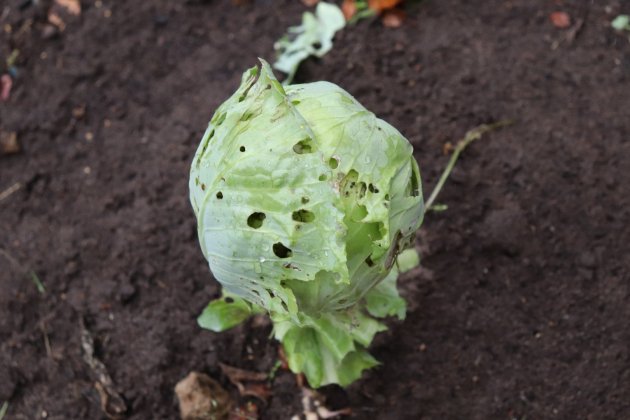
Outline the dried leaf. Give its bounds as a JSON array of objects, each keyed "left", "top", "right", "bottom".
[
  {"left": 219, "top": 363, "right": 272, "bottom": 403},
  {"left": 230, "top": 401, "right": 259, "bottom": 420},
  {"left": 550, "top": 11, "right": 571, "bottom": 29},
  {"left": 368, "top": 0, "right": 403, "bottom": 13},
  {"left": 341, "top": 0, "right": 357, "bottom": 20},
  {"left": 382, "top": 9, "right": 405, "bottom": 27},
  {"left": 55, "top": 0, "right": 81, "bottom": 16},
  {"left": 175, "top": 372, "right": 233, "bottom": 420}
]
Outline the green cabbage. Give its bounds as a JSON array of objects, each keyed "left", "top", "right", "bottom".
[{"left": 190, "top": 60, "right": 424, "bottom": 388}]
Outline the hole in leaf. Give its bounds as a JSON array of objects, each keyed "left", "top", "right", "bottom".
[
  {"left": 368, "top": 183, "right": 379, "bottom": 193},
  {"left": 358, "top": 182, "right": 367, "bottom": 198},
  {"left": 273, "top": 242, "right": 292, "bottom": 258},
  {"left": 318, "top": 174, "right": 327, "bottom": 181},
  {"left": 247, "top": 212, "right": 266, "bottom": 229},
  {"left": 328, "top": 157, "right": 339, "bottom": 169},
  {"left": 301, "top": 197, "right": 310, "bottom": 204},
  {"left": 292, "top": 209, "right": 315, "bottom": 223},
  {"left": 224, "top": 297, "right": 234, "bottom": 303},
  {"left": 216, "top": 192, "right": 223, "bottom": 199},
  {"left": 312, "top": 42, "right": 322, "bottom": 50},
  {"left": 365, "top": 256, "right": 374, "bottom": 267},
  {"left": 239, "top": 146, "right": 246, "bottom": 152},
  {"left": 291, "top": 100, "right": 301, "bottom": 105},
  {"left": 293, "top": 138, "right": 314, "bottom": 154},
  {"left": 341, "top": 170, "right": 359, "bottom": 197}
]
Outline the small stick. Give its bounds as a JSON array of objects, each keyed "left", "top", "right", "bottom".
[
  {"left": 0, "top": 401, "right": 8, "bottom": 420},
  {"left": 425, "top": 120, "right": 513, "bottom": 211},
  {"left": 0, "top": 182, "right": 21, "bottom": 202}
]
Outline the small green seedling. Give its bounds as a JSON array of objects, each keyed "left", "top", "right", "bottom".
[{"left": 611, "top": 15, "right": 630, "bottom": 31}]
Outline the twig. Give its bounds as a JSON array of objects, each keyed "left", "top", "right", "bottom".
[
  {"left": 0, "top": 182, "right": 21, "bottom": 202},
  {"left": 40, "top": 322, "right": 53, "bottom": 358},
  {"left": 425, "top": 120, "right": 513, "bottom": 211},
  {"left": 80, "top": 318, "right": 127, "bottom": 419},
  {"left": 0, "top": 401, "right": 8, "bottom": 420}
]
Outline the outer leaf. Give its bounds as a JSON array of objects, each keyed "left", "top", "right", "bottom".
[
  {"left": 346, "top": 309, "right": 387, "bottom": 347},
  {"left": 365, "top": 269, "right": 406, "bottom": 320},
  {"left": 335, "top": 349, "right": 380, "bottom": 387},
  {"left": 197, "top": 295, "right": 252, "bottom": 332},
  {"left": 278, "top": 320, "right": 380, "bottom": 388}
]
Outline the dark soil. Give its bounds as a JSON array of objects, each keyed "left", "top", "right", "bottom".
[{"left": 1, "top": 0, "right": 629, "bottom": 419}]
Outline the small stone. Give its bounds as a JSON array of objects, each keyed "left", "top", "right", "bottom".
[
  {"left": 0, "top": 131, "right": 19, "bottom": 154},
  {"left": 72, "top": 104, "right": 86, "bottom": 119},
  {"left": 118, "top": 283, "right": 136, "bottom": 303}
]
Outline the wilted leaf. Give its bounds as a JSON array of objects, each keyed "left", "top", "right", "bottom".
[
  {"left": 175, "top": 372, "right": 232, "bottom": 420},
  {"left": 368, "top": 0, "right": 403, "bottom": 13},
  {"left": 342, "top": 0, "right": 357, "bottom": 21},
  {"left": 219, "top": 363, "right": 272, "bottom": 403},
  {"left": 274, "top": 2, "right": 346, "bottom": 84}
]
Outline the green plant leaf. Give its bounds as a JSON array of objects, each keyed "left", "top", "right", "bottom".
[
  {"left": 197, "top": 295, "right": 253, "bottom": 332},
  {"left": 612, "top": 15, "right": 630, "bottom": 31},
  {"left": 396, "top": 248, "right": 420, "bottom": 273},
  {"left": 365, "top": 269, "right": 407, "bottom": 320},
  {"left": 279, "top": 321, "right": 380, "bottom": 388},
  {"left": 273, "top": 2, "right": 346, "bottom": 84}
]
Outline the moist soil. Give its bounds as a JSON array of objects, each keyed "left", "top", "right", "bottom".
[{"left": 1, "top": 0, "right": 630, "bottom": 419}]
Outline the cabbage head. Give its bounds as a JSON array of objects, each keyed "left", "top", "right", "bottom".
[{"left": 189, "top": 60, "right": 424, "bottom": 388}]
